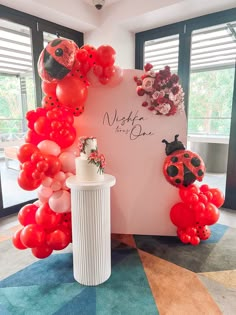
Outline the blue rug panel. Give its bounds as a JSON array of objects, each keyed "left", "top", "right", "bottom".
[
  {"left": 53, "top": 287, "right": 96, "bottom": 315},
  {"left": 96, "top": 249, "right": 159, "bottom": 315}
]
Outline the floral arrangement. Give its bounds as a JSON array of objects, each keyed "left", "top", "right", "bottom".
[
  {"left": 88, "top": 151, "right": 106, "bottom": 174},
  {"left": 79, "top": 136, "right": 97, "bottom": 154},
  {"left": 134, "top": 63, "right": 185, "bottom": 116}
]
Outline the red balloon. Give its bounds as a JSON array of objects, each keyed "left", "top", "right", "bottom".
[
  {"left": 195, "top": 202, "right": 220, "bottom": 225},
  {"left": 12, "top": 229, "right": 27, "bottom": 249},
  {"left": 190, "top": 236, "right": 200, "bottom": 246},
  {"left": 25, "top": 129, "right": 45, "bottom": 145},
  {"left": 34, "top": 116, "right": 50, "bottom": 137},
  {"left": 56, "top": 77, "right": 88, "bottom": 107},
  {"left": 18, "top": 170, "right": 41, "bottom": 191},
  {"left": 76, "top": 48, "right": 89, "bottom": 62},
  {"left": 46, "top": 228, "right": 70, "bottom": 250},
  {"left": 104, "top": 66, "right": 115, "bottom": 78},
  {"left": 179, "top": 184, "right": 200, "bottom": 202},
  {"left": 196, "top": 225, "right": 211, "bottom": 240},
  {"left": 18, "top": 204, "right": 38, "bottom": 226},
  {"left": 81, "top": 45, "right": 97, "bottom": 66},
  {"left": 42, "top": 81, "right": 57, "bottom": 96},
  {"left": 35, "top": 203, "right": 62, "bottom": 229},
  {"left": 96, "top": 45, "right": 116, "bottom": 67},
  {"left": 180, "top": 233, "right": 191, "bottom": 244},
  {"left": 93, "top": 64, "right": 103, "bottom": 77},
  {"left": 17, "top": 143, "right": 39, "bottom": 163},
  {"left": 42, "top": 95, "right": 61, "bottom": 110},
  {"left": 170, "top": 202, "right": 195, "bottom": 228},
  {"left": 198, "top": 193, "right": 208, "bottom": 204},
  {"left": 20, "top": 224, "right": 46, "bottom": 248},
  {"left": 210, "top": 188, "right": 225, "bottom": 208},
  {"left": 200, "top": 184, "right": 210, "bottom": 193},
  {"left": 32, "top": 245, "right": 53, "bottom": 259},
  {"left": 44, "top": 155, "right": 61, "bottom": 176}
]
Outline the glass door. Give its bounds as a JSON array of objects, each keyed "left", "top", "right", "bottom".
[
  {"left": 187, "top": 22, "right": 236, "bottom": 195},
  {"left": 0, "top": 19, "right": 37, "bottom": 211}
]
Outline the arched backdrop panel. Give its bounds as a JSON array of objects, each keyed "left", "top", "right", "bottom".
[{"left": 74, "top": 69, "right": 187, "bottom": 235}]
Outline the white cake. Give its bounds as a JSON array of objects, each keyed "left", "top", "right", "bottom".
[{"left": 76, "top": 137, "right": 105, "bottom": 182}]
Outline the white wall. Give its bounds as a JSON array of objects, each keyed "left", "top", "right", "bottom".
[
  {"left": 85, "top": 23, "right": 135, "bottom": 69},
  {"left": 1, "top": 0, "right": 236, "bottom": 69}
]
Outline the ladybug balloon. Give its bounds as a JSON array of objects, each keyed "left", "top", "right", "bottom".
[
  {"left": 38, "top": 38, "right": 78, "bottom": 82},
  {"left": 162, "top": 135, "right": 205, "bottom": 188}
]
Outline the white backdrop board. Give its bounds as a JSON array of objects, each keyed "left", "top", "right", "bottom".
[{"left": 74, "top": 69, "right": 187, "bottom": 235}]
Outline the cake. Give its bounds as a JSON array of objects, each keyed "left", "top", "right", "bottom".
[{"left": 75, "top": 136, "right": 105, "bottom": 182}]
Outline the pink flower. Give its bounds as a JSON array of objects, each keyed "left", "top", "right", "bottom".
[
  {"left": 157, "top": 103, "right": 171, "bottom": 115},
  {"left": 142, "top": 77, "right": 154, "bottom": 92}
]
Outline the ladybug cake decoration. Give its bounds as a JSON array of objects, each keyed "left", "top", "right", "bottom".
[{"left": 162, "top": 135, "right": 205, "bottom": 188}]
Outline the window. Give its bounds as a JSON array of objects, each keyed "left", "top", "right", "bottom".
[{"left": 0, "top": 5, "right": 83, "bottom": 216}]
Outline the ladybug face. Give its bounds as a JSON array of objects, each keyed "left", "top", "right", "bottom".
[
  {"left": 38, "top": 38, "right": 77, "bottom": 82},
  {"left": 163, "top": 149, "right": 205, "bottom": 188}
]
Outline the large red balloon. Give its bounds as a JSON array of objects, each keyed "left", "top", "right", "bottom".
[
  {"left": 56, "top": 77, "right": 88, "bottom": 107},
  {"left": 18, "top": 170, "right": 41, "bottom": 191},
  {"left": 35, "top": 203, "right": 62, "bottom": 229},
  {"left": 44, "top": 155, "right": 61, "bottom": 176},
  {"left": 46, "top": 228, "right": 70, "bottom": 250},
  {"left": 18, "top": 204, "right": 38, "bottom": 226},
  {"left": 17, "top": 143, "right": 39, "bottom": 163},
  {"left": 195, "top": 202, "right": 220, "bottom": 225},
  {"left": 170, "top": 202, "right": 195, "bottom": 228},
  {"left": 20, "top": 224, "right": 46, "bottom": 248}
]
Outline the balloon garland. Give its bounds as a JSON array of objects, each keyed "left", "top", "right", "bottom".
[{"left": 12, "top": 38, "right": 123, "bottom": 259}]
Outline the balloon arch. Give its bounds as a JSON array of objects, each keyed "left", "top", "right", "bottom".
[{"left": 12, "top": 38, "right": 224, "bottom": 258}]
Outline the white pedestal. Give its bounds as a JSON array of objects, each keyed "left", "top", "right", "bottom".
[{"left": 66, "top": 174, "right": 116, "bottom": 286}]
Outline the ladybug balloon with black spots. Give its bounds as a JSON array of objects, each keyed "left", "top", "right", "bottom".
[
  {"left": 38, "top": 38, "right": 78, "bottom": 82},
  {"left": 162, "top": 135, "right": 205, "bottom": 188}
]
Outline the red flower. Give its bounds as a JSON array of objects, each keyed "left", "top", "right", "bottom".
[
  {"left": 144, "top": 63, "right": 153, "bottom": 72},
  {"left": 171, "top": 85, "right": 180, "bottom": 95},
  {"left": 170, "top": 74, "right": 179, "bottom": 84}
]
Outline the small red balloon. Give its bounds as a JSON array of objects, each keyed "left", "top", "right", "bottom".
[
  {"left": 32, "top": 245, "right": 53, "bottom": 259},
  {"left": 36, "top": 203, "right": 62, "bottom": 229},
  {"left": 12, "top": 229, "right": 27, "bottom": 250}
]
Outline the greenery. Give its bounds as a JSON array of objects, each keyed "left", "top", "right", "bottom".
[
  {"left": 0, "top": 75, "right": 36, "bottom": 136},
  {"left": 188, "top": 68, "right": 235, "bottom": 136}
]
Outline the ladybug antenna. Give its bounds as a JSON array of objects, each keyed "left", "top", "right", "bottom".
[
  {"left": 56, "top": 32, "right": 60, "bottom": 38},
  {"left": 162, "top": 134, "right": 185, "bottom": 156},
  {"left": 162, "top": 139, "right": 169, "bottom": 145}
]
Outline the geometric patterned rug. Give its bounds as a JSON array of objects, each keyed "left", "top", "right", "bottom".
[{"left": 0, "top": 223, "right": 235, "bottom": 314}]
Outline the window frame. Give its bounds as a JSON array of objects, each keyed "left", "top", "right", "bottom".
[
  {"left": 135, "top": 8, "right": 236, "bottom": 210},
  {"left": 0, "top": 4, "right": 84, "bottom": 217}
]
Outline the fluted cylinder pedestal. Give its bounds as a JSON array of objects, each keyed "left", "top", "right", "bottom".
[{"left": 66, "top": 175, "right": 116, "bottom": 286}]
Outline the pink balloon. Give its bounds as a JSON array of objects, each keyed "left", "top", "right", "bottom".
[
  {"left": 86, "top": 69, "right": 102, "bottom": 88},
  {"left": 59, "top": 152, "right": 76, "bottom": 173},
  {"left": 51, "top": 180, "right": 62, "bottom": 191},
  {"left": 38, "top": 140, "right": 61, "bottom": 156},
  {"left": 41, "top": 176, "right": 53, "bottom": 187},
  {"left": 54, "top": 171, "right": 66, "bottom": 183},
  {"left": 37, "top": 185, "right": 53, "bottom": 203},
  {"left": 106, "top": 66, "right": 123, "bottom": 88},
  {"left": 49, "top": 190, "right": 71, "bottom": 213}
]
